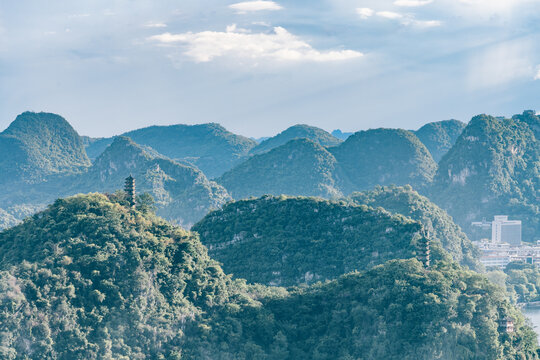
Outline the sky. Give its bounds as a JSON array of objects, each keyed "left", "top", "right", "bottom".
[{"left": 1, "top": 0, "right": 540, "bottom": 138}]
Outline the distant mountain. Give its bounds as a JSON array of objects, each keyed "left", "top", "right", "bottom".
[
  {"left": 250, "top": 124, "right": 342, "bottom": 155},
  {"left": 76, "top": 136, "right": 231, "bottom": 227},
  {"left": 217, "top": 138, "right": 345, "bottom": 199},
  {"left": 0, "top": 112, "right": 90, "bottom": 184},
  {"left": 193, "top": 195, "right": 439, "bottom": 286},
  {"left": 251, "top": 136, "right": 270, "bottom": 143},
  {"left": 414, "top": 119, "right": 466, "bottom": 162},
  {"left": 331, "top": 129, "right": 354, "bottom": 140},
  {"left": 349, "top": 185, "right": 481, "bottom": 270},
  {"left": 330, "top": 128, "right": 437, "bottom": 193},
  {"left": 84, "top": 123, "right": 257, "bottom": 177},
  {"left": 431, "top": 114, "right": 540, "bottom": 241},
  {"left": 81, "top": 135, "right": 112, "bottom": 160}
]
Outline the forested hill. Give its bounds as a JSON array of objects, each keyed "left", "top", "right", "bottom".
[
  {"left": 431, "top": 113, "right": 540, "bottom": 240},
  {"left": 330, "top": 128, "right": 437, "bottom": 193},
  {"left": 193, "top": 195, "right": 442, "bottom": 286},
  {"left": 250, "top": 124, "right": 342, "bottom": 155},
  {"left": 0, "top": 112, "right": 90, "bottom": 184},
  {"left": 74, "top": 136, "right": 231, "bottom": 227},
  {"left": 85, "top": 123, "right": 257, "bottom": 177},
  {"left": 414, "top": 119, "right": 467, "bottom": 162},
  {"left": 0, "top": 193, "right": 256, "bottom": 358},
  {"left": 217, "top": 138, "right": 345, "bottom": 199},
  {"left": 349, "top": 185, "right": 481, "bottom": 270},
  {"left": 0, "top": 194, "right": 537, "bottom": 359}
]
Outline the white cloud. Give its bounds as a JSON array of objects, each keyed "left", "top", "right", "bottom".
[
  {"left": 376, "top": 11, "right": 404, "bottom": 19},
  {"left": 534, "top": 66, "right": 540, "bottom": 80},
  {"left": 410, "top": 19, "right": 442, "bottom": 27},
  {"left": 144, "top": 22, "right": 167, "bottom": 28},
  {"left": 229, "top": 1, "right": 283, "bottom": 13},
  {"left": 356, "top": 8, "right": 374, "bottom": 19},
  {"left": 375, "top": 10, "right": 441, "bottom": 27},
  {"left": 149, "top": 25, "right": 362, "bottom": 63},
  {"left": 467, "top": 40, "right": 533, "bottom": 89},
  {"left": 394, "top": 0, "right": 433, "bottom": 6}
]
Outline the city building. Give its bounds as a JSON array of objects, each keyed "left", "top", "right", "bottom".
[{"left": 492, "top": 215, "right": 521, "bottom": 245}]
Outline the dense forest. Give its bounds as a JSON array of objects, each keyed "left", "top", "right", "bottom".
[
  {"left": 193, "top": 195, "right": 426, "bottom": 286},
  {"left": 0, "top": 194, "right": 537, "bottom": 359}
]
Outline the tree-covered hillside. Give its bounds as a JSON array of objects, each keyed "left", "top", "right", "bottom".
[
  {"left": 330, "top": 128, "right": 437, "bottom": 193},
  {"left": 217, "top": 139, "right": 346, "bottom": 199},
  {"left": 431, "top": 114, "right": 540, "bottom": 241},
  {"left": 192, "top": 195, "right": 441, "bottom": 286},
  {"left": 75, "top": 136, "right": 231, "bottom": 227},
  {"left": 0, "top": 194, "right": 536, "bottom": 359},
  {"left": 415, "top": 119, "right": 467, "bottom": 162},
  {"left": 349, "top": 185, "right": 481, "bottom": 270},
  {"left": 0, "top": 193, "right": 256, "bottom": 359},
  {"left": 250, "top": 124, "right": 342, "bottom": 155},
  {"left": 208, "top": 260, "right": 536, "bottom": 360},
  {"left": 84, "top": 123, "right": 257, "bottom": 177},
  {"left": 0, "top": 112, "right": 90, "bottom": 184}
]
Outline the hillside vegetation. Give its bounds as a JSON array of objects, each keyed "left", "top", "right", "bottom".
[
  {"left": 74, "top": 136, "right": 231, "bottom": 227},
  {"left": 0, "top": 112, "right": 90, "bottom": 184},
  {"left": 415, "top": 119, "right": 467, "bottom": 162},
  {"left": 349, "top": 185, "right": 481, "bottom": 270},
  {"left": 193, "top": 195, "right": 444, "bottom": 286},
  {"left": 85, "top": 123, "right": 257, "bottom": 177},
  {"left": 431, "top": 113, "right": 540, "bottom": 240},
  {"left": 330, "top": 128, "right": 437, "bottom": 193},
  {"left": 217, "top": 139, "right": 345, "bottom": 199},
  {"left": 0, "top": 194, "right": 536, "bottom": 359}
]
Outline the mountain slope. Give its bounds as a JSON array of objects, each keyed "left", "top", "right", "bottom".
[
  {"left": 0, "top": 194, "right": 536, "bottom": 359},
  {"left": 217, "top": 138, "right": 345, "bottom": 199},
  {"left": 0, "top": 193, "right": 253, "bottom": 359},
  {"left": 250, "top": 124, "right": 342, "bottom": 155},
  {"left": 349, "top": 185, "right": 481, "bottom": 270},
  {"left": 431, "top": 114, "right": 540, "bottom": 240},
  {"left": 193, "top": 195, "right": 439, "bottom": 286},
  {"left": 0, "top": 112, "right": 90, "bottom": 184},
  {"left": 415, "top": 119, "right": 467, "bottom": 162},
  {"left": 330, "top": 128, "right": 437, "bottom": 193},
  {"left": 77, "top": 136, "right": 231, "bottom": 227},
  {"left": 85, "top": 123, "right": 257, "bottom": 177}
]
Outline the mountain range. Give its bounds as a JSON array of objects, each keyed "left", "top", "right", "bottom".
[
  {"left": 84, "top": 123, "right": 257, "bottom": 178},
  {"left": 0, "top": 109, "right": 538, "bottom": 246}
]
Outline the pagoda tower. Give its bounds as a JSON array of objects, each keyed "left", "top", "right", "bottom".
[
  {"left": 124, "top": 175, "right": 136, "bottom": 207},
  {"left": 417, "top": 228, "right": 430, "bottom": 269}
]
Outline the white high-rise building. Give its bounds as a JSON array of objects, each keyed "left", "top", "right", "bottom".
[{"left": 492, "top": 215, "right": 522, "bottom": 246}]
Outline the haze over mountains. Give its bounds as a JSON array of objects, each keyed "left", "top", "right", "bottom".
[
  {"left": 0, "top": 109, "right": 538, "bottom": 245},
  {"left": 1, "top": 109, "right": 540, "bottom": 359}
]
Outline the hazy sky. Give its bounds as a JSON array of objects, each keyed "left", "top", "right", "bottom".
[{"left": 1, "top": 0, "right": 540, "bottom": 137}]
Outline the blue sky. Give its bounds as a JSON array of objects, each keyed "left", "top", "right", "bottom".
[{"left": 1, "top": 0, "right": 540, "bottom": 137}]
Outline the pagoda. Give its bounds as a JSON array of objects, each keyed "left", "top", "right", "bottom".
[
  {"left": 124, "top": 175, "right": 136, "bottom": 207},
  {"left": 417, "top": 228, "right": 430, "bottom": 269}
]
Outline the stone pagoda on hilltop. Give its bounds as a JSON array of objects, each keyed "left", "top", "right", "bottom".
[
  {"left": 124, "top": 175, "right": 136, "bottom": 207},
  {"left": 417, "top": 228, "right": 431, "bottom": 269}
]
